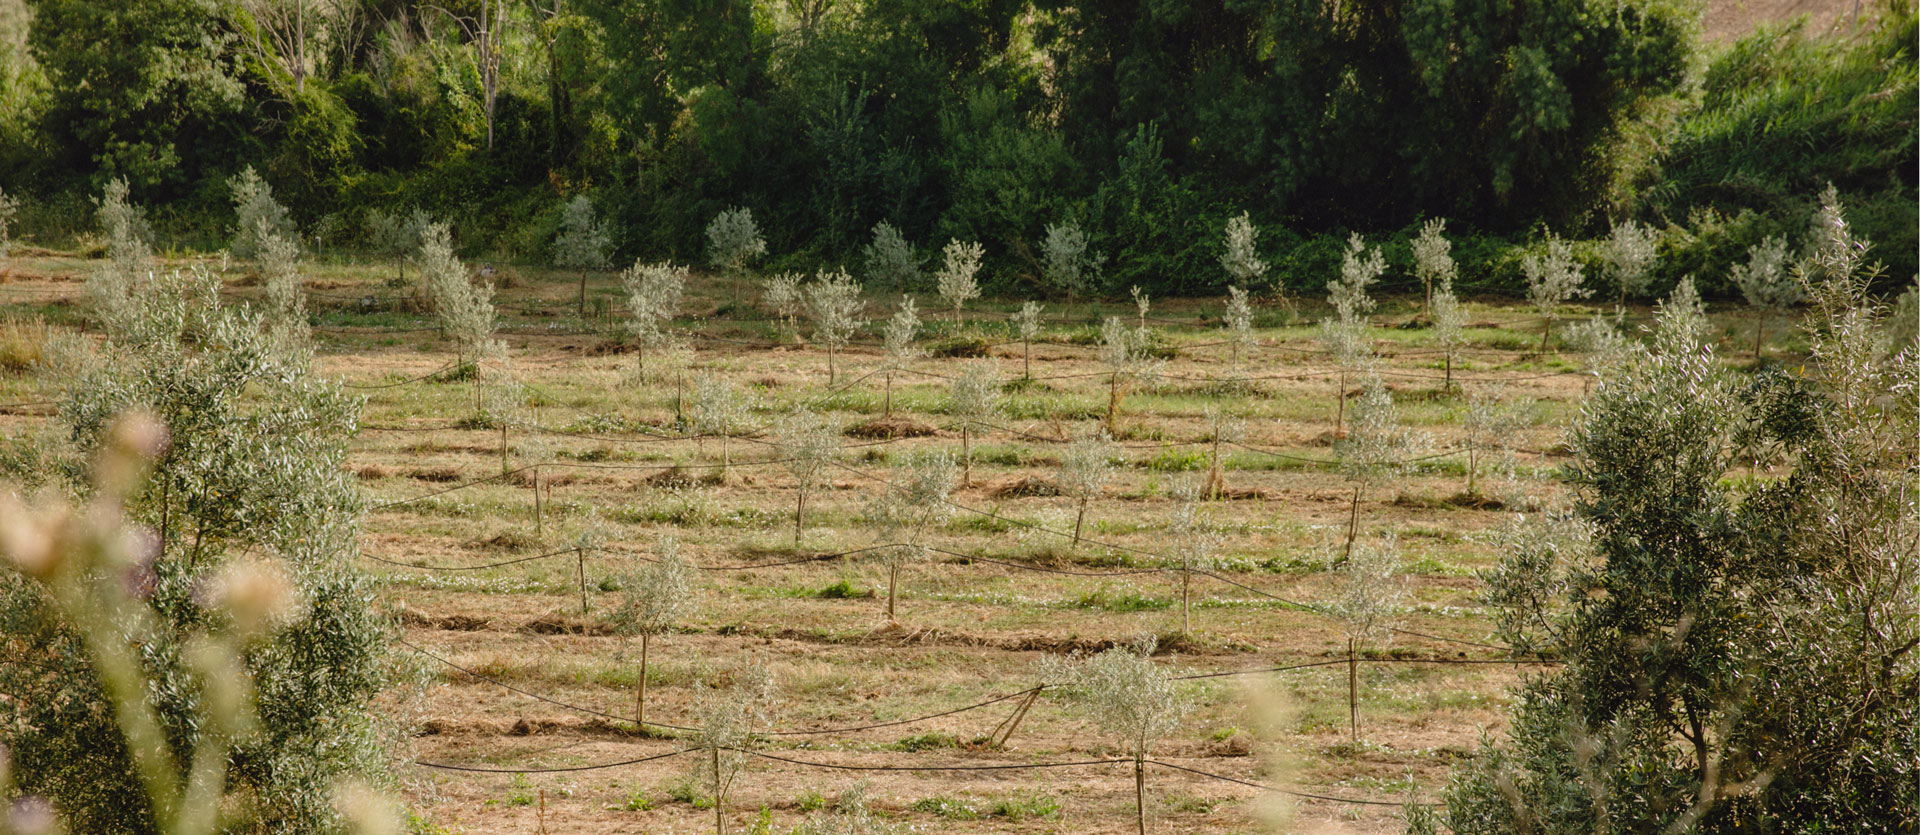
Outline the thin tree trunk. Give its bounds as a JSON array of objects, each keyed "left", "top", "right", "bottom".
[
  {"left": 962, "top": 424, "right": 972, "bottom": 487},
  {"left": 1540, "top": 318, "right": 1552, "bottom": 355},
  {"left": 636, "top": 632, "right": 649, "bottom": 730},
  {"left": 1107, "top": 373, "right": 1120, "bottom": 433},
  {"left": 1074, "top": 498, "right": 1088, "bottom": 546},
  {"left": 1444, "top": 351, "right": 1453, "bottom": 392},
  {"left": 1335, "top": 367, "right": 1348, "bottom": 437},
  {"left": 578, "top": 270, "right": 587, "bottom": 316},
  {"left": 887, "top": 564, "right": 898, "bottom": 622},
  {"left": 1468, "top": 445, "right": 1478, "bottom": 498},
  {"left": 1753, "top": 316, "right": 1765, "bottom": 361},
  {"left": 1348, "top": 637, "right": 1359, "bottom": 744},
  {"left": 884, "top": 370, "right": 894, "bottom": 418},
  {"left": 712, "top": 745, "right": 724, "bottom": 835},
  {"left": 1023, "top": 339, "right": 1031, "bottom": 379},
  {"left": 1134, "top": 751, "right": 1147, "bottom": 835},
  {"left": 794, "top": 490, "right": 804, "bottom": 545},
  {"left": 533, "top": 466, "right": 543, "bottom": 539},
  {"left": 1181, "top": 570, "right": 1191, "bottom": 634},
  {"left": 500, "top": 422, "right": 509, "bottom": 476},
  {"left": 1343, "top": 487, "right": 1359, "bottom": 562},
  {"left": 1208, "top": 435, "right": 1223, "bottom": 500}
]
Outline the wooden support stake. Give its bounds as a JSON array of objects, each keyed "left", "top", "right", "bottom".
[
  {"left": 577, "top": 547, "right": 588, "bottom": 615},
  {"left": 1348, "top": 637, "right": 1359, "bottom": 745},
  {"left": 989, "top": 688, "right": 1041, "bottom": 749}
]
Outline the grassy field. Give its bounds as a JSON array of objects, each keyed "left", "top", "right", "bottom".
[{"left": 0, "top": 252, "right": 1806, "bottom": 834}]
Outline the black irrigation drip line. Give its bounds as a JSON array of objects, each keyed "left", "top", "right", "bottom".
[
  {"left": 400, "top": 638, "right": 648, "bottom": 726},
  {"left": 362, "top": 546, "right": 582, "bottom": 571},
  {"left": 1147, "top": 760, "right": 1439, "bottom": 807},
  {"left": 338, "top": 360, "right": 470, "bottom": 389},
  {"left": 585, "top": 542, "right": 896, "bottom": 571},
  {"left": 417, "top": 748, "right": 698, "bottom": 774},
  {"left": 1225, "top": 440, "right": 1462, "bottom": 467},
  {"left": 927, "top": 547, "right": 1165, "bottom": 578},
  {"left": 404, "top": 637, "right": 1052, "bottom": 738},
  {"left": 1170, "top": 659, "right": 1352, "bottom": 681},
  {"left": 371, "top": 465, "right": 534, "bottom": 509},
  {"left": 738, "top": 749, "right": 1130, "bottom": 773}
]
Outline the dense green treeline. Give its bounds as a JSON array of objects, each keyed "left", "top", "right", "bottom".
[{"left": 0, "top": 0, "right": 1912, "bottom": 296}]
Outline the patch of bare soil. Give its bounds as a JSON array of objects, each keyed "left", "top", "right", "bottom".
[
  {"left": 987, "top": 474, "right": 1060, "bottom": 498},
  {"left": 521, "top": 614, "right": 615, "bottom": 636},
  {"left": 846, "top": 416, "right": 938, "bottom": 439}
]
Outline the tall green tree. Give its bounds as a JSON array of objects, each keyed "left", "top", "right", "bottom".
[{"left": 27, "top": 0, "right": 247, "bottom": 192}]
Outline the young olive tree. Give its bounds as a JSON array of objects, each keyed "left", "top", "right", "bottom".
[
  {"left": 774, "top": 407, "right": 839, "bottom": 544},
  {"left": 690, "top": 376, "right": 752, "bottom": 482},
  {"left": 1425, "top": 247, "right": 1919, "bottom": 833},
  {"left": 419, "top": 222, "right": 502, "bottom": 410},
  {"left": 1730, "top": 235, "right": 1800, "bottom": 359},
  {"left": 1099, "top": 317, "right": 1162, "bottom": 434},
  {"left": 1457, "top": 387, "right": 1529, "bottom": 499},
  {"left": 1042, "top": 220, "right": 1103, "bottom": 308},
  {"left": 1600, "top": 219, "right": 1659, "bottom": 307},
  {"left": 804, "top": 268, "right": 867, "bottom": 384},
  {"left": 0, "top": 417, "right": 401, "bottom": 835},
  {"left": 707, "top": 206, "right": 767, "bottom": 307},
  {"left": 691, "top": 659, "right": 776, "bottom": 835},
  {"left": 1523, "top": 233, "right": 1590, "bottom": 353},
  {"left": 610, "top": 539, "right": 696, "bottom": 732},
  {"left": 1040, "top": 639, "right": 1191, "bottom": 835},
  {"left": 864, "top": 450, "right": 956, "bottom": 622},
  {"left": 14, "top": 266, "right": 391, "bottom": 832},
  {"left": 1318, "top": 234, "right": 1383, "bottom": 437},
  {"left": 948, "top": 358, "right": 1004, "bottom": 486},
  {"left": 1337, "top": 375, "right": 1413, "bottom": 559},
  {"left": 622, "top": 260, "right": 687, "bottom": 375},
  {"left": 255, "top": 219, "right": 307, "bottom": 345},
  {"left": 1012, "top": 300, "right": 1043, "bottom": 379},
  {"left": 762, "top": 272, "right": 804, "bottom": 343},
  {"left": 1059, "top": 424, "right": 1116, "bottom": 546},
  {"left": 1329, "top": 533, "right": 1405, "bottom": 742},
  {"left": 934, "top": 237, "right": 984, "bottom": 321},
  {"left": 362, "top": 208, "right": 425, "bottom": 282},
  {"left": 1223, "top": 285, "right": 1255, "bottom": 373},
  {"left": 1565, "top": 312, "right": 1633, "bottom": 396},
  {"left": 879, "top": 296, "right": 922, "bottom": 417},
  {"left": 1430, "top": 273, "right": 1467, "bottom": 391},
  {"left": 89, "top": 178, "right": 155, "bottom": 332},
  {"left": 1130, "top": 285, "right": 1150, "bottom": 330},
  {"left": 1202, "top": 405, "right": 1244, "bottom": 500},
  {"left": 228, "top": 165, "right": 295, "bottom": 261},
  {"left": 1410, "top": 218, "right": 1455, "bottom": 319},
  {"left": 1167, "top": 480, "right": 1224, "bottom": 635},
  {"left": 554, "top": 195, "right": 613, "bottom": 315},
  {"left": 1660, "top": 274, "right": 1710, "bottom": 344},
  {"left": 1220, "top": 211, "right": 1267, "bottom": 294},
  {"left": 862, "top": 220, "right": 920, "bottom": 294}
]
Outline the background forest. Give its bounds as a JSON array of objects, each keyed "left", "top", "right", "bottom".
[{"left": 0, "top": 0, "right": 1913, "bottom": 296}]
